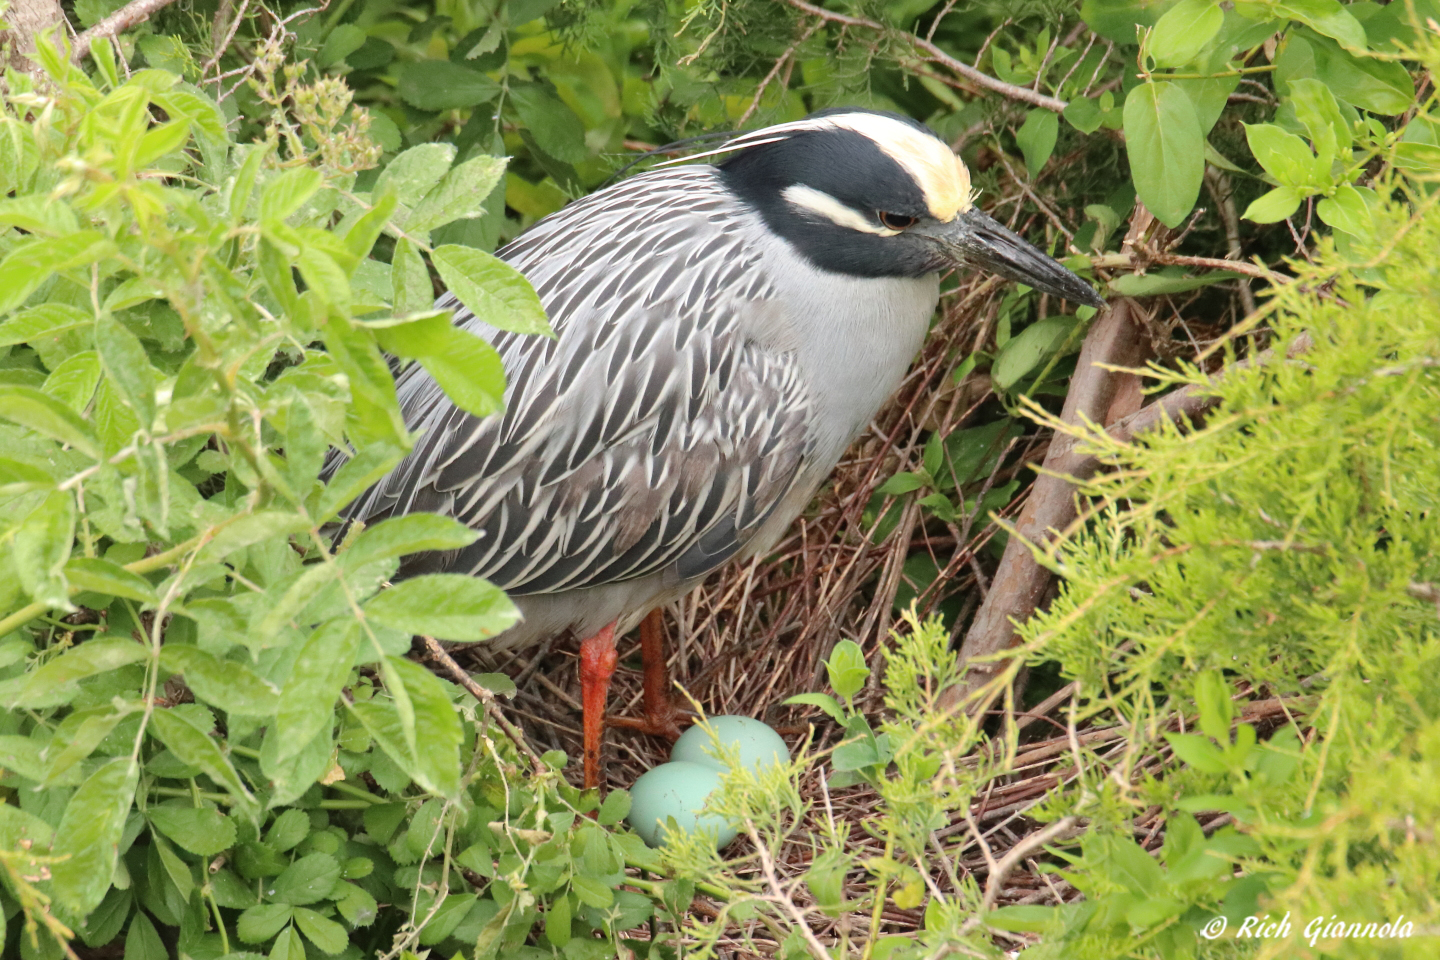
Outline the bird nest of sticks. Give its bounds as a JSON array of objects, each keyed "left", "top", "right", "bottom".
[{"left": 451, "top": 208, "right": 1248, "bottom": 954}]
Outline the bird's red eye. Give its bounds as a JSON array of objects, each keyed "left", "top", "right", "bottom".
[{"left": 878, "top": 211, "right": 918, "bottom": 230}]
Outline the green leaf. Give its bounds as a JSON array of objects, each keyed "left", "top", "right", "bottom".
[
  {"left": 0, "top": 232, "right": 117, "bottom": 315},
  {"left": 431, "top": 244, "right": 553, "bottom": 337},
  {"left": 1123, "top": 81, "right": 1205, "bottom": 228},
  {"left": 15, "top": 489, "right": 76, "bottom": 608},
  {"left": 408, "top": 154, "right": 508, "bottom": 233},
  {"left": 44, "top": 350, "right": 102, "bottom": 412},
  {"left": 268, "top": 853, "right": 341, "bottom": 905},
  {"left": 1242, "top": 122, "right": 1325, "bottom": 189},
  {"left": 267, "top": 808, "right": 312, "bottom": 852},
  {"left": 1195, "top": 670, "right": 1235, "bottom": 742},
  {"left": 1015, "top": 109, "right": 1058, "bottom": 179},
  {"left": 1277, "top": 0, "right": 1366, "bottom": 49},
  {"left": 51, "top": 757, "right": 139, "bottom": 916},
  {"left": 417, "top": 892, "right": 478, "bottom": 945},
  {"left": 343, "top": 192, "right": 398, "bottom": 267},
  {"left": 991, "top": 316, "right": 1076, "bottom": 390},
  {"left": 1164, "top": 731, "right": 1230, "bottom": 773},
  {"left": 1242, "top": 185, "right": 1302, "bottom": 223},
  {"left": 42, "top": 707, "right": 128, "bottom": 786},
  {"left": 597, "top": 789, "right": 631, "bottom": 826},
  {"left": 372, "top": 312, "right": 506, "bottom": 418},
  {"left": 335, "top": 881, "right": 379, "bottom": 926},
  {"left": 318, "top": 23, "right": 367, "bottom": 67},
  {"left": 397, "top": 60, "right": 501, "bottom": 111},
  {"left": 1316, "top": 184, "right": 1376, "bottom": 237},
  {"left": 296, "top": 245, "right": 351, "bottom": 309},
  {"left": 1108, "top": 269, "right": 1239, "bottom": 296},
  {"left": 383, "top": 655, "right": 464, "bottom": 797},
  {"left": 148, "top": 805, "right": 237, "bottom": 857},
  {"left": 876, "top": 471, "right": 925, "bottom": 495},
  {"left": 294, "top": 906, "right": 348, "bottom": 954},
  {"left": 545, "top": 891, "right": 572, "bottom": 947},
  {"left": 377, "top": 143, "right": 457, "bottom": 210},
  {"left": 314, "top": 442, "right": 407, "bottom": 522},
  {"left": 364, "top": 573, "right": 519, "bottom": 641},
  {"left": 275, "top": 618, "right": 363, "bottom": 762},
  {"left": 270, "top": 925, "right": 308, "bottom": 960},
  {"left": 196, "top": 511, "right": 311, "bottom": 563},
  {"left": 160, "top": 645, "right": 281, "bottom": 715},
  {"left": 1149, "top": 0, "right": 1224, "bottom": 68},
  {"left": 390, "top": 237, "right": 433, "bottom": 315},
  {"left": 261, "top": 166, "right": 323, "bottom": 223},
  {"left": 986, "top": 904, "right": 1058, "bottom": 933},
  {"left": 238, "top": 903, "right": 295, "bottom": 943},
  {"left": 0, "top": 384, "right": 103, "bottom": 458},
  {"left": 783, "top": 691, "right": 847, "bottom": 724},
  {"left": 343, "top": 512, "right": 480, "bottom": 567},
  {"left": 510, "top": 85, "right": 588, "bottom": 163},
  {"left": 0, "top": 302, "right": 90, "bottom": 346},
  {"left": 1276, "top": 33, "right": 1414, "bottom": 115},
  {"left": 824, "top": 639, "right": 870, "bottom": 702},
  {"left": 124, "top": 910, "right": 168, "bottom": 960},
  {"left": 10, "top": 636, "right": 146, "bottom": 709},
  {"left": 150, "top": 707, "right": 257, "bottom": 807},
  {"left": 1063, "top": 97, "right": 1103, "bottom": 134},
  {"left": 65, "top": 556, "right": 158, "bottom": 602},
  {"left": 1287, "top": 77, "right": 1351, "bottom": 160},
  {"left": 571, "top": 874, "right": 613, "bottom": 908}
]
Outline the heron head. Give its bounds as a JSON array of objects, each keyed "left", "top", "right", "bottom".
[{"left": 710, "top": 108, "right": 1104, "bottom": 309}]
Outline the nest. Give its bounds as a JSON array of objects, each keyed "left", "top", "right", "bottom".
[{"left": 452, "top": 201, "right": 1244, "bottom": 953}]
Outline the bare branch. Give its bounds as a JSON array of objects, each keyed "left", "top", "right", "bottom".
[
  {"left": 71, "top": 0, "right": 182, "bottom": 62},
  {"left": 420, "top": 635, "right": 549, "bottom": 777},
  {"left": 782, "top": 0, "right": 1068, "bottom": 112}
]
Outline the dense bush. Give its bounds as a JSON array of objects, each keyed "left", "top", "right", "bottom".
[{"left": 2, "top": 0, "right": 1439, "bottom": 958}]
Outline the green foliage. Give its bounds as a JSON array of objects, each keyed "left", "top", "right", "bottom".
[{"left": 0, "top": 34, "right": 656, "bottom": 960}]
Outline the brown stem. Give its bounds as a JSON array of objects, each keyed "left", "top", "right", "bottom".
[
  {"left": 781, "top": 0, "right": 1068, "bottom": 112},
  {"left": 942, "top": 299, "right": 1149, "bottom": 711},
  {"left": 420, "top": 635, "right": 548, "bottom": 777},
  {"left": 71, "top": 0, "right": 183, "bottom": 62}
]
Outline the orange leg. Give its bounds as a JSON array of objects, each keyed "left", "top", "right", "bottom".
[
  {"left": 608, "top": 609, "right": 688, "bottom": 741},
  {"left": 579, "top": 620, "right": 618, "bottom": 790}
]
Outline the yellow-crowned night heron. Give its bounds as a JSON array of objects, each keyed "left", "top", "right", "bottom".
[{"left": 345, "top": 108, "right": 1103, "bottom": 786}]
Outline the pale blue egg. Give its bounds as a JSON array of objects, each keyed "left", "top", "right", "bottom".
[
  {"left": 626, "top": 761, "right": 737, "bottom": 849},
  {"left": 671, "top": 716, "right": 789, "bottom": 774}
]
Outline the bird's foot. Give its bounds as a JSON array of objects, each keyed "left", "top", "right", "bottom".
[{"left": 607, "top": 701, "right": 692, "bottom": 742}]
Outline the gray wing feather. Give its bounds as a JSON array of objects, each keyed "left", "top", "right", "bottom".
[{"left": 342, "top": 168, "right": 811, "bottom": 595}]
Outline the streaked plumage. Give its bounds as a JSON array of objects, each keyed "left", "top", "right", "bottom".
[
  {"left": 344, "top": 163, "right": 939, "bottom": 647},
  {"left": 341, "top": 108, "right": 1102, "bottom": 783}
]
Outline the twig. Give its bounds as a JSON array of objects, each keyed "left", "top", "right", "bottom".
[
  {"left": 980, "top": 816, "right": 1078, "bottom": 913},
  {"left": 746, "top": 822, "right": 831, "bottom": 960},
  {"left": 71, "top": 0, "right": 183, "bottom": 62},
  {"left": 781, "top": 0, "right": 1067, "bottom": 112},
  {"left": 737, "top": 19, "right": 821, "bottom": 126},
  {"left": 1089, "top": 250, "right": 1277, "bottom": 281},
  {"left": 420, "top": 635, "right": 549, "bottom": 777},
  {"left": 203, "top": 0, "right": 251, "bottom": 79},
  {"left": 1203, "top": 166, "right": 1258, "bottom": 315}
]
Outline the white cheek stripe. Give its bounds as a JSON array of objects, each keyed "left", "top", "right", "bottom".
[{"left": 781, "top": 184, "right": 899, "bottom": 236}]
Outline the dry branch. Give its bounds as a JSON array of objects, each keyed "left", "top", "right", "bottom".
[
  {"left": 71, "top": 0, "right": 182, "bottom": 62},
  {"left": 943, "top": 299, "right": 1150, "bottom": 710},
  {"left": 942, "top": 324, "right": 1316, "bottom": 712},
  {"left": 782, "top": 0, "right": 1068, "bottom": 112}
]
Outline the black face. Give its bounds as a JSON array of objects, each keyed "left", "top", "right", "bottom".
[
  {"left": 718, "top": 114, "right": 951, "bottom": 279},
  {"left": 717, "top": 110, "right": 1105, "bottom": 310}
]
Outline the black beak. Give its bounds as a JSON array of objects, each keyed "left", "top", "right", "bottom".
[{"left": 918, "top": 207, "right": 1105, "bottom": 309}]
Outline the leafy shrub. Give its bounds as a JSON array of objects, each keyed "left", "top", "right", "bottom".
[{"left": 0, "top": 35, "right": 677, "bottom": 960}]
